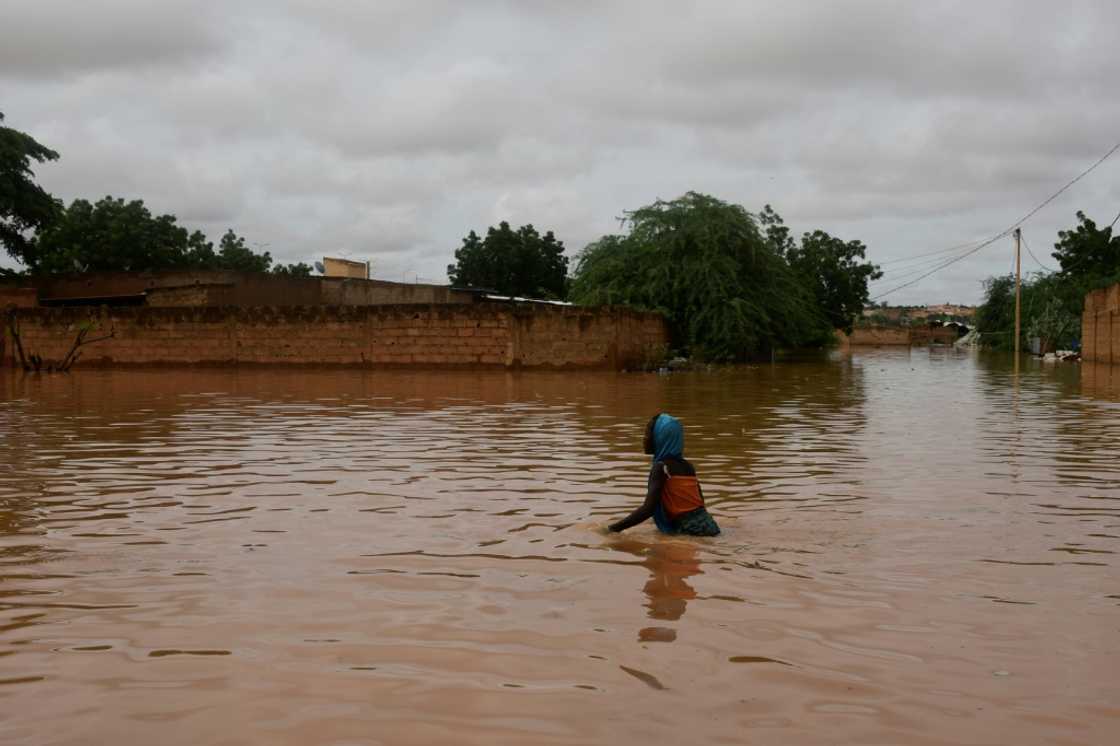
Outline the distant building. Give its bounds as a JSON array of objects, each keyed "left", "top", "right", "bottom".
[
  {"left": 323, "top": 257, "right": 370, "bottom": 279},
  {"left": 862, "top": 303, "right": 976, "bottom": 325}
]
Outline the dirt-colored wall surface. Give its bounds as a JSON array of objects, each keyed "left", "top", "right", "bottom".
[
  {"left": 838, "top": 325, "right": 960, "bottom": 347},
  {"left": 909, "top": 326, "right": 960, "bottom": 345},
  {"left": 32, "top": 272, "right": 478, "bottom": 307},
  {"left": 3, "top": 304, "right": 668, "bottom": 370},
  {"left": 509, "top": 306, "right": 668, "bottom": 368},
  {"left": 323, "top": 257, "right": 368, "bottom": 279},
  {"left": 1082, "top": 283, "right": 1120, "bottom": 364},
  {"left": 145, "top": 284, "right": 235, "bottom": 307},
  {"left": 0, "top": 286, "right": 38, "bottom": 308},
  {"left": 842, "top": 327, "right": 912, "bottom": 346}
]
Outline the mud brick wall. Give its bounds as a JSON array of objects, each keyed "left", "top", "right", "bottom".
[
  {"left": 842, "top": 326, "right": 912, "bottom": 346},
  {"left": 3, "top": 304, "right": 668, "bottom": 370},
  {"left": 1082, "top": 284, "right": 1120, "bottom": 364},
  {"left": 909, "top": 326, "right": 960, "bottom": 346},
  {"left": 33, "top": 271, "right": 478, "bottom": 307},
  {"left": 0, "top": 286, "right": 38, "bottom": 308},
  {"left": 146, "top": 284, "right": 234, "bottom": 307},
  {"left": 509, "top": 307, "right": 669, "bottom": 368},
  {"left": 839, "top": 325, "right": 959, "bottom": 347}
]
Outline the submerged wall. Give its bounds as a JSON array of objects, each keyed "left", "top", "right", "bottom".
[
  {"left": 1082, "top": 284, "right": 1120, "bottom": 364},
  {"left": 2, "top": 304, "right": 668, "bottom": 370},
  {"left": 838, "top": 325, "right": 960, "bottom": 347},
  {"left": 844, "top": 327, "right": 911, "bottom": 346}
]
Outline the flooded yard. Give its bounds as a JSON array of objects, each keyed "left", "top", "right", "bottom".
[{"left": 1, "top": 350, "right": 1118, "bottom": 744}]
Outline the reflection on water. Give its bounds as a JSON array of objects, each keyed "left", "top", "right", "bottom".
[
  {"left": 608, "top": 539, "right": 702, "bottom": 642},
  {"left": 1, "top": 350, "right": 1118, "bottom": 745}
]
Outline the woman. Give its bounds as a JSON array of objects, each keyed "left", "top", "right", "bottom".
[{"left": 608, "top": 413, "right": 720, "bottom": 536}]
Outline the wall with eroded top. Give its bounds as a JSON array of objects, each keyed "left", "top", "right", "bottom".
[{"left": 2, "top": 304, "right": 668, "bottom": 370}]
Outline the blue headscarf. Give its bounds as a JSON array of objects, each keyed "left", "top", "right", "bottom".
[{"left": 651, "top": 413, "right": 684, "bottom": 463}]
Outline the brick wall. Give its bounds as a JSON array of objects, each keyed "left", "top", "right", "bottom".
[
  {"left": 839, "top": 325, "right": 959, "bottom": 347},
  {"left": 1082, "top": 283, "right": 1120, "bottom": 364},
  {"left": 509, "top": 306, "right": 669, "bottom": 368},
  {"left": 843, "top": 327, "right": 912, "bottom": 346},
  {"left": 1081, "top": 361, "right": 1120, "bottom": 397},
  {"left": 909, "top": 326, "right": 960, "bottom": 346},
  {"left": 321, "top": 278, "right": 476, "bottom": 306},
  {"left": 323, "top": 257, "right": 368, "bottom": 279},
  {"left": 146, "top": 284, "right": 234, "bottom": 307},
  {"left": 0, "top": 286, "right": 38, "bottom": 308},
  {"left": 33, "top": 271, "right": 478, "bottom": 307},
  {"left": 2, "top": 304, "right": 668, "bottom": 370}
]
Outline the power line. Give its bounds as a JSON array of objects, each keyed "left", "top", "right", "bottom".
[
  {"left": 875, "top": 238, "right": 988, "bottom": 267},
  {"left": 874, "top": 242, "right": 985, "bottom": 279},
  {"left": 1020, "top": 232, "right": 1055, "bottom": 272},
  {"left": 871, "top": 138, "right": 1120, "bottom": 300},
  {"left": 1006, "top": 141, "right": 1120, "bottom": 229},
  {"left": 871, "top": 235, "right": 1006, "bottom": 300},
  {"left": 873, "top": 244, "right": 990, "bottom": 285},
  {"left": 1110, "top": 208, "right": 1120, "bottom": 229}
]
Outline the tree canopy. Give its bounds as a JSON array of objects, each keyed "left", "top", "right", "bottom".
[
  {"left": 447, "top": 221, "right": 568, "bottom": 299},
  {"left": 787, "top": 229, "right": 883, "bottom": 334},
  {"left": 271, "top": 261, "right": 313, "bottom": 277},
  {"left": 570, "top": 192, "right": 877, "bottom": 360},
  {"left": 976, "top": 211, "right": 1116, "bottom": 351},
  {"left": 0, "top": 112, "right": 61, "bottom": 265},
  {"left": 1, "top": 113, "right": 314, "bottom": 277},
  {"left": 32, "top": 196, "right": 208, "bottom": 273},
  {"left": 27, "top": 196, "right": 322, "bottom": 276},
  {"left": 1051, "top": 210, "right": 1119, "bottom": 287}
]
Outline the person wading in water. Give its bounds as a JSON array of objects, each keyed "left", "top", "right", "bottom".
[{"left": 608, "top": 413, "right": 720, "bottom": 536}]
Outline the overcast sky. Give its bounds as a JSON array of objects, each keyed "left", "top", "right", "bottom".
[{"left": 2, "top": 1, "right": 1117, "bottom": 304}]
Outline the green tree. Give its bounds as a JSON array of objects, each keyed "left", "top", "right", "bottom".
[
  {"left": 787, "top": 229, "right": 883, "bottom": 334},
  {"left": 758, "top": 204, "right": 795, "bottom": 256},
  {"left": 979, "top": 211, "right": 1120, "bottom": 351},
  {"left": 1, "top": 112, "right": 61, "bottom": 266},
  {"left": 974, "top": 275, "right": 1015, "bottom": 349},
  {"left": 215, "top": 229, "right": 272, "bottom": 273},
  {"left": 976, "top": 273, "right": 1082, "bottom": 352},
  {"left": 1051, "top": 211, "right": 1119, "bottom": 287},
  {"left": 447, "top": 221, "right": 568, "bottom": 299},
  {"left": 33, "top": 196, "right": 201, "bottom": 273},
  {"left": 28, "top": 197, "right": 276, "bottom": 275},
  {"left": 271, "top": 262, "right": 313, "bottom": 277},
  {"left": 570, "top": 192, "right": 833, "bottom": 361}
]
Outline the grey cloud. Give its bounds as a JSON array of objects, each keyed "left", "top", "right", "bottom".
[
  {"left": 0, "top": 1, "right": 226, "bottom": 79},
  {"left": 2, "top": 0, "right": 1118, "bottom": 304}
]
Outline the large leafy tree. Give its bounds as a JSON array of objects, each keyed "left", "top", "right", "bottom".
[
  {"left": 1051, "top": 211, "right": 1119, "bottom": 286},
  {"left": 214, "top": 229, "right": 272, "bottom": 273},
  {"left": 758, "top": 203, "right": 795, "bottom": 256},
  {"left": 33, "top": 196, "right": 208, "bottom": 273},
  {"left": 976, "top": 211, "right": 1116, "bottom": 350},
  {"left": 787, "top": 229, "right": 883, "bottom": 334},
  {"left": 975, "top": 272, "right": 1081, "bottom": 352},
  {"left": 447, "top": 221, "right": 568, "bottom": 299},
  {"left": 570, "top": 192, "right": 835, "bottom": 360},
  {"left": 974, "top": 274, "right": 1016, "bottom": 348},
  {"left": 1, "top": 112, "right": 61, "bottom": 266},
  {"left": 271, "top": 262, "right": 313, "bottom": 277},
  {"left": 30, "top": 196, "right": 282, "bottom": 274}
]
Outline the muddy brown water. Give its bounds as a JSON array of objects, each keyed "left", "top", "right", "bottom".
[{"left": 1, "top": 350, "right": 1118, "bottom": 745}]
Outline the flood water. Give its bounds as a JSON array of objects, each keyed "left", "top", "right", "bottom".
[{"left": 1, "top": 350, "right": 1118, "bottom": 745}]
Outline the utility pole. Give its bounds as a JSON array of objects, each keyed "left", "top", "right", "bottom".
[{"left": 1014, "top": 227, "right": 1022, "bottom": 360}]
